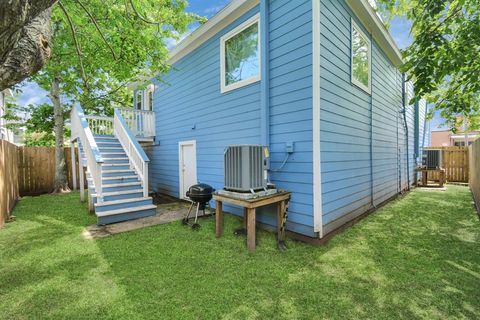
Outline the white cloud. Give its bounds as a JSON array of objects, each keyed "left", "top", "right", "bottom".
[
  {"left": 16, "top": 82, "right": 50, "bottom": 107},
  {"left": 164, "top": 26, "right": 197, "bottom": 51},
  {"left": 203, "top": 0, "right": 231, "bottom": 16}
]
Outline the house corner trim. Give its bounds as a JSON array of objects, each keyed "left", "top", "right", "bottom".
[{"left": 312, "top": 0, "right": 323, "bottom": 238}]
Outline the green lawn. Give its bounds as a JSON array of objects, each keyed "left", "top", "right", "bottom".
[{"left": 0, "top": 186, "right": 479, "bottom": 319}]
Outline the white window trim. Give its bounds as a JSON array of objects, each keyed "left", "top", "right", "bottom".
[
  {"left": 220, "top": 13, "right": 261, "bottom": 93},
  {"left": 351, "top": 19, "right": 372, "bottom": 94},
  {"left": 145, "top": 84, "right": 154, "bottom": 111},
  {"left": 135, "top": 90, "right": 143, "bottom": 110}
]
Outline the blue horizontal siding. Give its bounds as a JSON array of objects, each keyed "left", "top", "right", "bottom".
[
  {"left": 149, "top": 6, "right": 262, "bottom": 200},
  {"left": 319, "top": 0, "right": 413, "bottom": 229},
  {"left": 267, "top": 0, "right": 314, "bottom": 236},
  {"left": 146, "top": 0, "right": 422, "bottom": 238},
  {"left": 148, "top": 1, "right": 316, "bottom": 237}
]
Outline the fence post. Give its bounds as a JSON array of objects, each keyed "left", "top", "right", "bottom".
[
  {"left": 78, "top": 147, "right": 85, "bottom": 202},
  {"left": 70, "top": 143, "right": 77, "bottom": 190}
]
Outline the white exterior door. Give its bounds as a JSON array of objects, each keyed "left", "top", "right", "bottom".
[{"left": 179, "top": 141, "right": 197, "bottom": 199}]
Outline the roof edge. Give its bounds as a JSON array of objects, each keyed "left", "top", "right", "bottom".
[
  {"left": 346, "top": 0, "right": 404, "bottom": 67},
  {"left": 168, "top": 0, "right": 259, "bottom": 65}
]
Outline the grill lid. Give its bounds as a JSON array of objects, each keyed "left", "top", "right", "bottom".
[{"left": 187, "top": 183, "right": 214, "bottom": 196}]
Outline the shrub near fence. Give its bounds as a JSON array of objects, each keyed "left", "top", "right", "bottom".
[
  {"left": 0, "top": 140, "right": 19, "bottom": 228},
  {"left": 469, "top": 140, "right": 480, "bottom": 212}
]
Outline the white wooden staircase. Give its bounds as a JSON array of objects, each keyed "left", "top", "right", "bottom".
[{"left": 71, "top": 105, "right": 156, "bottom": 225}]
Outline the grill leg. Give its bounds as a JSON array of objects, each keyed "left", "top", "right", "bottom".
[
  {"left": 194, "top": 202, "right": 200, "bottom": 223},
  {"left": 185, "top": 202, "right": 194, "bottom": 221}
]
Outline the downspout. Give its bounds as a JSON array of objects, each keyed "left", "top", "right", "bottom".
[
  {"left": 401, "top": 73, "right": 410, "bottom": 190},
  {"left": 369, "top": 33, "right": 375, "bottom": 208},
  {"left": 260, "top": 0, "right": 270, "bottom": 147},
  {"left": 422, "top": 103, "right": 428, "bottom": 148}
]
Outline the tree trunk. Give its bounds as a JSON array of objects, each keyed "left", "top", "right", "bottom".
[
  {"left": 0, "top": 0, "right": 57, "bottom": 90},
  {"left": 50, "top": 76, "right": 70, "bottom": 193}
]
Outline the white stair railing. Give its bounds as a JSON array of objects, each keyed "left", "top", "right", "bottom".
[
  {"left": 86, "top": 115, "right": 114, "bottom": 135},
  {"left": 117, "top": 108, "right": 155, "bottom": 137},
  {"left": 114, "top": 109, "right": 150, "bottom": 197},
  {"left": 71, "top": 104, "right": 105, "bottom": 203}
]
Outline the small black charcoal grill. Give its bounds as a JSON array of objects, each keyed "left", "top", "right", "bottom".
[{"left": 182, "top": 183, "right": 214, "bottom": 230}]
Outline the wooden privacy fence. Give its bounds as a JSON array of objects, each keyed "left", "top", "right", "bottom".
[
  {"left": 0, "top": 140, "right": 19, "bottom": 228},
  {"left": 18, "top": 147, "right": 82, "bottom": 196},
  {"left": 469, "top": 141, "right": 480, "bottom": 212},
  {"left": 426, "top": 147, "right": 469, "bottom": 183}
]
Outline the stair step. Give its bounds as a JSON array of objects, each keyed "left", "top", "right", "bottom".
[
  {"left": 97, "top": 205, "right": 157, "bottom": 225},
  {"left": 92, "top": 189, "right": 144, "bottom": 197},
  {"left": 87, "top": 176, "right": 139, "bottom": 185},
  {"left": 102, "top": 158, "right": 129, "bottom": 164},
  {"left": 95, "top": 197, "right": 152, "bottom": 206},
  {"left": 102, "top": 169, "right": 136, "bottom": 176},
  {"left": 102, "top": 182, "right": 142, "bottom": 193},
  {"left": 96, "top": 204, "right": 157, "bottom": 217},
  {"left": 100, "top": 152, "right": 127, "bottom": 156},
  {"left": 99, "top": 148, "right": 124, "bottom": 153},
  {"left": 94, "top": 197, "right": 153, "bottom": 212},
  {"left": 102, "top": 164, "right": 131, "bottom": 170},
  {"left": 101, "top": 175, "right": 138, "bottom": 181},
  {"left": 96, "top": 139, "right": 119, "bottom": 144},
  {"left": 97, "top": 142, "right": 122, "bottom": 147}
]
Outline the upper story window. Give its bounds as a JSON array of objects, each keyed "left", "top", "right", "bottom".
[
  {"left": 220, "top": 14, "right": 261, "bottom": 93},
  {"left": 351, "top": 20, "right": 371, "bottom": 94},
  {"left": 147, "top": 90, "right": 153, "bottom": 111},
  {"left": 135, "top": 91, "right": 143, "bottom": 110}
]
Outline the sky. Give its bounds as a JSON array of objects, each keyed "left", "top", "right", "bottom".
[{"left": 15, "top": 0, "right": 444, "bottom": 130}]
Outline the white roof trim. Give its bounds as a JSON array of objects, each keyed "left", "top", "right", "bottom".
[
  {"left": 169, "top": 0, "right": 259, "bottom": 65},
  {"left": 346, "top": 0, "right": 404, "bottom": 67},
  {"left": 132, "top": 0, "right": 403, "bottom": 88},
  {"left": 2, "top": 89, "right": 13, "bottom": 97}
]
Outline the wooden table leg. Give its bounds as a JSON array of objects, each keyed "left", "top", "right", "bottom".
[
  {"left": 243, "top": 207, "right": 248, "bottom": 229},
  {"left": 277, "top": 201, "right": 286, "bottom": 243},
  {"left": 215, "top": 200, "right": 223, "bottom": 238},
  {"left": 277, "top": 202, "right": 283, "bottom": 242},
  {"left": 276, "top": 200, "right": 288, "bottom": 251},
  {"left": 247, "top": 208, "right": 256, "bottom": 252},
  {"left": 440, "top": 169, "right": 445, "bottom": 187}
]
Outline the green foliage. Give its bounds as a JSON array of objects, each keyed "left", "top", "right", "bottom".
[
  {"left": 1, "top": 186, "right": 479, "bottom": 318},
  {"left": 23, "top": 131, "right": 56, "bottom": 147},
  {"left": 3, "top": 98, "right": 70, "bottom": 146},
  {"left": 352, "top": 26, "right": 370, "bottom": 88},
  {"left": 225, "top": 23, "right": 259, "bottom": 85},
  {"left": 33, "top": 0, "right": 200, "bottom": 114},
  {"left": 376, "top": 0, "right": 480, "bottom": 129}
]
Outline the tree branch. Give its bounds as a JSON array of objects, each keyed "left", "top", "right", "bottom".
[
  {"left": 128, "top": 0, "right": 161, "bottom": 26},
  {"left": 74, "top": 0, "right": 118, "bottom": 60},
  {"left": 58, "top": 1, "right": 89, "bottom": 89}
]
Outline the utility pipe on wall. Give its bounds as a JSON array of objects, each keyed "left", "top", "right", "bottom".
[
  {"left": 402, "top": 73, "right": 411, "bottom": 190},
  {"left": 260, "top": 0, "right": 270, "bottom": 147}
]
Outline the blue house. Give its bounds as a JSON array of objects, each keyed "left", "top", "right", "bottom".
[{"left": 72, "top": 0, "right": 428, "bottom": 239}]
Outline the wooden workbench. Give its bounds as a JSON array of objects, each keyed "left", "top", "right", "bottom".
[{"left": 213, "top": 191, "right": 291, "bottom": 252}]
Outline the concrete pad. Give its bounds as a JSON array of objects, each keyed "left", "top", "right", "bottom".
[{"left": 83, "top": 200, "right": 214, "bottom": 239}]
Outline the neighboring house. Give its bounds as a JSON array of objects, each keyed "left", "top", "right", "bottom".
[
  {"left": 73, "top": 0, "right": 428, "bottom": 239},
  {"left": 0, "top": 89, "right": 15, "bottom": 143},
  {"left": 431, "top": 130, "right": 479, "bottom": 147}
]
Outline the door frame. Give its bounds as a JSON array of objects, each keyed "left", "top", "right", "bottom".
[{"left": 178, "top": 140, "right": 197, "bottom": 199}]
